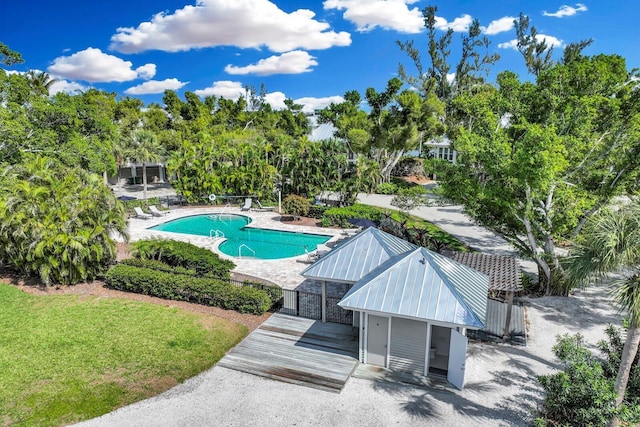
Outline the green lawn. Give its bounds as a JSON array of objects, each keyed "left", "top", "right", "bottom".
[{"left": 0, "top": 283, "right": 247, "bottom": 427}]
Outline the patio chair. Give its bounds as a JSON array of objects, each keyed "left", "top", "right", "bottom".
[
  {"left": 240, "top": 198, "right": 252, "bottom": 211},
  {"left": 255, "top": 200, "right": 275, "bottom": 212},
  {"left": 316, "top": 243, "right": 331, "bottom": 257},
  {"left": 304, "top": 247, "right": 319, "bottom": 263},
  {"left": 133, "top": 206, "right": 152, "bottom": 219},
  {"left": 149, "top": 205, "right": 169, "bottom": 217}
]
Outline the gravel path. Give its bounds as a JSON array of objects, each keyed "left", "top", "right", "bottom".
[{"left": 73, "top": 286, "right": 621, "bottom": 427}]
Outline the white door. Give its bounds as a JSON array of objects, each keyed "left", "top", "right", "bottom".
[
  {"left": 447, "top": 329, "right": 467, "bottom": 390},
  {"left": 367, "top": 315, "right": 388, "bottom": 367}
]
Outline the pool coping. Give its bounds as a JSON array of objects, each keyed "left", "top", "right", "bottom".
[{"left": 122, "top": 207, "right": 343, "bottom": 289}]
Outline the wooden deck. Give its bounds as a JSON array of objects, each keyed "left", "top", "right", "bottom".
[{"left": 217, "top": 312, "right": 359, "bottom": 393}]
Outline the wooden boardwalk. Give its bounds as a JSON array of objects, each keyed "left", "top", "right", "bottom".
[{"left": 217, "top": 312, "right": 359, "bottom": 393}]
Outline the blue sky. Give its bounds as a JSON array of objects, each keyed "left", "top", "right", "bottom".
[{"left": 2, "top": 1, "right": 638, "bottom": 112}]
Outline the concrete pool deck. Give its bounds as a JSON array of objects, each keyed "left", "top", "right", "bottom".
[{"left": 123, "top": 206, "right": 342, "bottom": 289}]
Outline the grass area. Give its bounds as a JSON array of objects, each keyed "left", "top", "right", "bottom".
[{"left": 0, "top": 283, "right": 247, "bottom": 427}]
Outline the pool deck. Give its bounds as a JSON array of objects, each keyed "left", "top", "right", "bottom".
[{"left": 122, "top": 206, "right": 343, "bottom": 289}]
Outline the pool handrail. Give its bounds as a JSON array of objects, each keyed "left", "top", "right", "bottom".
[
  {"left": 209, "top": 229, "right": 225, "bottom": 239},
  {"left": 238, "top": 243, "right": 255, "bottom": 258}
]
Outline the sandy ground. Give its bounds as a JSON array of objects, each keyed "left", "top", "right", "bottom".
[{"left": 71, "top": 285, "right": 622, "bottom": 427}]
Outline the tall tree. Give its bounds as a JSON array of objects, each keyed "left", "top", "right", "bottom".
[
  {"left": 0, "top": 156, "right": 127, "bottom": 285},
  {"left": 514, "top": 13, "right": 554, "bottom": 77},
  {"left": 0, "top": 41, "right": 23, "bottom": 66},
  {"left": 25, "top": 70, "right": 57, "bottom": 96},
  {"left": 563, "top": 201, "right": 640, "bottom": 425},
  {"left": 433, "top": 54, "right": 640, "bottom": 295},
  {"left": 127, "top": 129, "right": 162, "bottom": 200}
]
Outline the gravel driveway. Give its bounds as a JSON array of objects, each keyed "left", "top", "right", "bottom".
[{"left": 75, "top": 286, "right": 620, "bottom": 427}]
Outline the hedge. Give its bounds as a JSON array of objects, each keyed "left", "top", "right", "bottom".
[
  {"left": 106, "top": 264, "right": 271, "bottom": 315},
  {"left": 321, "top": 204, "right": 382, "bottom": 227},
  {"left": 121, "top": 258, "right": 283, "bottom": 306},
  {"left": 130, "top": 239, "right": 235, "bottom": 277}
]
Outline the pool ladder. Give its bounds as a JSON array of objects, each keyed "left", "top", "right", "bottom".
[
  {"left": 209, "top": 203, "right": 232, "bottom": 220},
  {"left": 238, "top": 244, "right": 255, "bottom": 258},
  {"left": 209, "top": 229, "right": 225, "bottom": 241}
]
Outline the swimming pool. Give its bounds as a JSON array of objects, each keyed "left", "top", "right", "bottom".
[{"left": 148, "top": 214, "right": 331, "bottom": 260}]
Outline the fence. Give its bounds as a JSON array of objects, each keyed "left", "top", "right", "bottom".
[
  {"left": 280, "top": 289, "right": 353, "bottom": 325},
  {"left": 227, "top": 278, "right": 352, "bottom": 325}
]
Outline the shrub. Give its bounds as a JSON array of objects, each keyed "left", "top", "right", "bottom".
[
  {"left": 537, "top": 334, "right": 618, "bottom": 426},
  {"left": 282, "top": 195, "right": 310, "bottom": 219},
  {"left": 391, "top": 186, "right": 429, "bottom": 214},
  {"left": 308, "top": 204, "right": 329, "bottom": 219},
  {"left": 130, "top": 239, "right": 235, "bottom": 277},
  {"left": 536, "top": 328, "right": 640, "bottom": 426},
  {"left": 321, "top": 204, "right": 382, "bottom": 227},
  {"left": 106, "top": 264, "right": 271, "bottom": 315},
  {"left": 120, "top": 258, "right": 196, "bottom": 276},
  {"left": 242, "top": 280, "right": 283, "bottom": 305},
  {"left": 0, "top": 157, "right": 127, "bottom": 285},
  {"left": 376, "top": 182, "right": 398, "bottom": 195}
]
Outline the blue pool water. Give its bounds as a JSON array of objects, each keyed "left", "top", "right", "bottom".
[{"left": 149, "top": 214, "right": 330, "bottom": 259}]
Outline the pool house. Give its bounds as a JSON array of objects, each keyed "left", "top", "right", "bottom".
[{"left": 301, "top": 228, "right": 490, "bottom": 390}]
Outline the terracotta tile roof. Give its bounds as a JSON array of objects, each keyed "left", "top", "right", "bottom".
[{"left": 445, "top": 252, "right": 523, "bottom": 292}]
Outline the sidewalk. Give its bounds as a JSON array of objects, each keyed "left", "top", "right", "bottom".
[{"left": 357, "top": 193, "right": 537, "bottom": 274}]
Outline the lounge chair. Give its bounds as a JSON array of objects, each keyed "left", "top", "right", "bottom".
[
  {"left": 240, "top": 198, "right": 252, "bottom": 211},
  {"left": 316, "top": 243, "right": 331, "bottom": 257},
  {"left": 305, "top": 247, "right": 319, "bottom": 263},
  {"left": 133, "top": 207, "right": 152, "bottom": 219},
  {"left": 149, "top": 205, "right": 169, "bottom": 217},
  {"left": 255, "top": 200, "right": 275, "bottom": 212}
]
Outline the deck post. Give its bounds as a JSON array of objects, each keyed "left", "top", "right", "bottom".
[
  {"left": 321, "top": 280, "right": 327, "bottom": 323},
  {"left": 503, "top": 291, "right": 514, "bottom": 341}
]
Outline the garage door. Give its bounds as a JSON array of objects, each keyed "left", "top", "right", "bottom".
[{"left": 389, "top": 318, "right": 427, "bottom": 375}]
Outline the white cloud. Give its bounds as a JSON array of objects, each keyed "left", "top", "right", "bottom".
[
  {"left": 264, "top": 91, "right": 287, "bottom": 110},
  {"left": 225, "top": 51, "right": 317, "bottom": 76},
  {"left": 124, "top": 78, "right": 188, "bottom": 95},
  {"left": 49, "top": 80, "right": 88, "bottom": 95},
  {"left": 294, "top": 95, "right": 344, "bottom": 114},
  {"left": 482, "top": 16, "right": 515, "bottom": 35},
  {"left": 193, "top": 80, "right": 246, "bottom": 99},
  {"left": 47, "top": 48, "right": 156, "bottom": 83},
  {"left": 135, "top": 64, "right": 157, "bottom": 80},
  {"left": 543, "top": 3, "right": 588, "bottom": 18},
  {"left": 434, "top": 14, "right": 473, "bottom": 32},
  {"left": 262, "top": 93, "right": 344, "bottom": 113},
  {"left": 323, "top": 0, "right": 423, "bottom": 34},
  {"left": 498, "top": 34, "right": 563, "bottom": 50},
  {"left": 110, "top": 0, "right": 351, "bottom": 54}
]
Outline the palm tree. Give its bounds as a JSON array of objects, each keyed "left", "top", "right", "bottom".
[
  {"left": 26, "top": 70, "right": 57, "bottom": 96},
  {"left": 564, "top": 201, "right": 640, "bottom": 424},
  {"left": 127, "top": 129, "right": 162, "bottom": 200}
]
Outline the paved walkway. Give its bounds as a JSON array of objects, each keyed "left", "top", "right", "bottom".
[{"left": 357, "top": 193, "right": 537, "bottom": 275}]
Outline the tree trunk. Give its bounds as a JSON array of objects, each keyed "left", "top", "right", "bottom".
[
  {"left": 142, "top": 162, "right": 147, "bottom": 200},
  {"left": 609, "top": 320, "right": 640, "bottom": 427}
]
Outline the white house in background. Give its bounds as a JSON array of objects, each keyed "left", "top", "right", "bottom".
[
  {"left": 301, "top": 228, "right": 489, "bottom": 390},
  {"left": 109, "top": 161, "right": 167, "bottom": 186},
  {"left": 424, "top": 136, "right": 457, "bottom": 163}
]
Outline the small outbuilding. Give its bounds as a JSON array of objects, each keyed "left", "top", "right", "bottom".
[{"left": 301, "top": 228, "right": 490, "bottom": 389}]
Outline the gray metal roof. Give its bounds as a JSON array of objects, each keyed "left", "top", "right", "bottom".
[
  {"left": 300, "top": 228, "right": 418, "bottom": 283},
  {"left": 338, "top": 247, "right": 489, "bottom": 329},
  {"left": 309, "top": 123, "right": 338, "bottom": 142}
]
